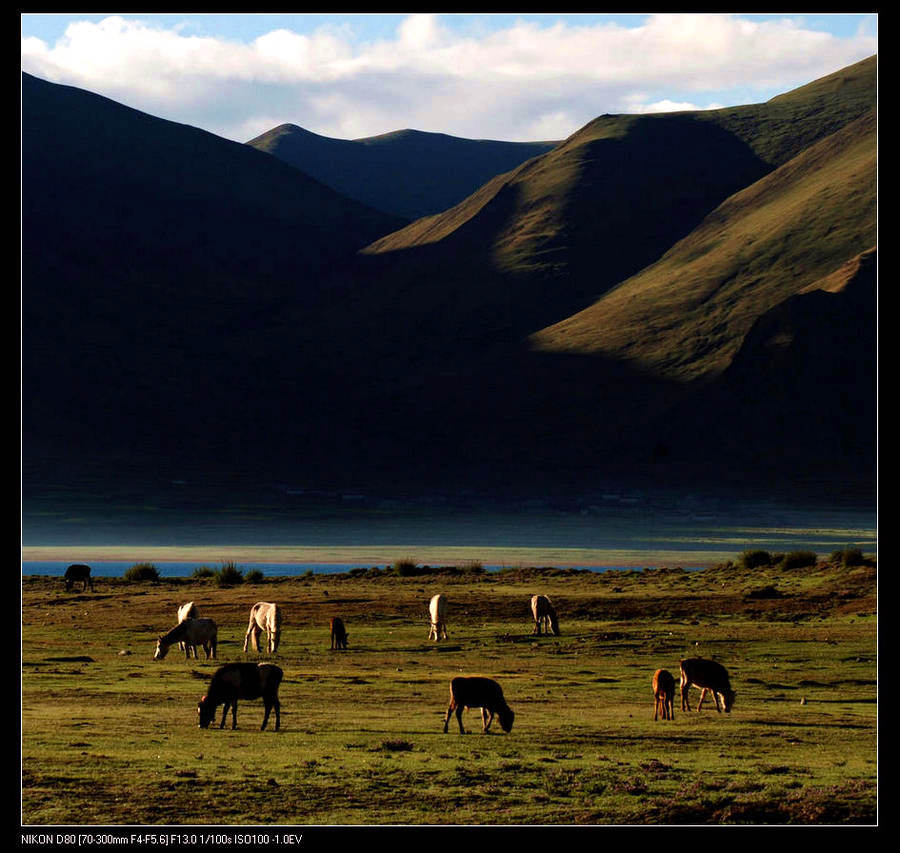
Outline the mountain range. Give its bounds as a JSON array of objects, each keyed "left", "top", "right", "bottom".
[
  {"left": 246, "top": 124, "right": 558, "bottom": 221},
  {"left": 21, "top": 56, "right": 877, "bottom": 505}
]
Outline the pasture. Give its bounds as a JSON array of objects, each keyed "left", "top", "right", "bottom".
[{"left": 21, "top": 558, "right": 877, "bottom": 825}]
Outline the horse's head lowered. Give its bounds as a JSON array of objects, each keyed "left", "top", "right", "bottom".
[
  {"left": 197, "top": 695, "right": 215, "bottom": 728},
  {"left": 153, "top": 637, "right": 169, "bottom": 660}
]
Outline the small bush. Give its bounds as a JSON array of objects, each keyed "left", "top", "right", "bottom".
[
  {"left": 191, "top": 566, "right": 216, "bottom": 579},
  {"left": 779, "top": 550, "right": 817, "bottom": 570},
  {"left": 738, "top": 550, "right": 772, "bottom": 570},
  {"left": 461, "top": 560, "right": 485, "bottom": 574},
  {"left": 394, "top": 558, "right": 419, "bottom": 576},
  {"left": 830, "top": 548, "right": 865, "bottom": 567},
  {"left": 215, "top": 562, "right": 244, "bottom": 586},
  {"left": 244, "top": 569, "right": 265, "bottom": 583},
  {"left": 381, "top": 739, "right": 414, "bottom": 752},
  {"left": 123, "top": 562, "right": 160, "bottom": 582}
]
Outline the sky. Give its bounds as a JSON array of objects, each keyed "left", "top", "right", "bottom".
[{"left": 20, "top": 12, "right": 878, "bottom": 143}]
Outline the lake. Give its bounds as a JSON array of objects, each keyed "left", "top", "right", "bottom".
[{"left": 21, "top": 496, "right": 876, "bottom": 577}]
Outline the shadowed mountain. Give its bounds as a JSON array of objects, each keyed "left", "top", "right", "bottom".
[
  {"left": 631, "top": 248, "right": 877, "bottom": 486},
  {"left": 22, "top": 58, "right": 877, "bottom": 505},
  {"left": 274, "top": 56, "right": 876, "bottom": 495},
  {"left": 247, "top": 124, "right": 559, "bottom": 220},
  {"left": 22, "top": 72, "right": 405, "bottom": 469}
]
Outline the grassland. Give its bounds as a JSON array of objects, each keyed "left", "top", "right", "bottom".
[{"left": 21, "top": 557, "right": 876, "bottom": 826}]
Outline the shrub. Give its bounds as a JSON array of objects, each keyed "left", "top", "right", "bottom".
[
  {"left": 191, "top": 566, "right": 216, "bottom": 579},
  {"left": 779, "top": 550, "right": 817, "bottom": 570},
  {"left": 381, "top": 739, "right": 414, "bottom": 752},
  {"left": 461, "top": 560, "right": 485, "bottom": 574},
  {"left": 123, "top": 562, "right": 160, "bottom": 582},
  {"left": 830, "top": 548, "right": 865, "bottom": 567},
  {"left": 394, "top": 558, "right": 419, "bottom": 576},
  {"left": 738, "top": 550, "right": 772, "bottom": 569},
  {"left": 215, "top": 561, "right": 244, "bottom": 586},
  {"left": 244, "top": 569, "right": 265, "bottom": 583}
]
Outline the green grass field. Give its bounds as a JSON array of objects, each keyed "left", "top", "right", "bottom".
[{"left": 21, "top": 558, "right": 876, "bottom": 826}]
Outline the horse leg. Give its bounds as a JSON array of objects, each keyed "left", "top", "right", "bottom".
[
  {"left": 443, "top": 700, "right": 455, "bottom": 733},
  {"left": 482, "top": 708, "right": 495, "bottom": 732},
  {"left": 219, "top": 702, "right": 230, "bottom": 729},
  {"left": 697, "top": 687, "right": 709, "bottom": 711},
  {"left": 230, "top": 701, "right": 238, "bottom": 729}
]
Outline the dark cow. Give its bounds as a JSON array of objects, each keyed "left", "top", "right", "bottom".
[
  {"left": 64, "top": 564, "right": 94, "bottom": 592},
  {"left": 330, "top": 616, "right": 349, "bottom": 650},
  {"left": 443, "top": 676, "right": 515, "bottom": 735},
  {"left": 680, "top": 658, "right": 736, "bottom": 713},
  {"left": 198, "top": 662, "right": 283, "bottom": 731}
]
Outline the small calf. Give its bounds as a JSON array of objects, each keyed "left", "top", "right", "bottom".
[
  {"left": 330, "top": 616, "right": 349, "bottom": 650},
  {"left": 64, "top": 563, "right": 94, "bottom": 592},
  {"left": 198, "top": 662, "right": 283, "bottom": 731},
  {"left": 652, "top": 668, "right": 675, "bottom": 721},
  {"left": 443, "top": 676, "right": 515, "bottom": 735},
  {"left": 680, "top": 657, "right": 736, "bottom": 713}
]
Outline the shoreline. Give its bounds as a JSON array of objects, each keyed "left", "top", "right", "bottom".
[{"left": 19, "top": 544, "right": 729, "bottom": 568}]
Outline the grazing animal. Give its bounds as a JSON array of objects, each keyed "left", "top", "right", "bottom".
[
  {"left": 428, "top": 593, "right": 448, "bottom": 641},
  {"left": 680, "top": 657, "right": 736, "bottom": 713},
  {"left": 197, "top": 662, "right": 283, "bottom": 731},
  {"left": 530, "top": 594, "right": 560, "bottom": 636},
  {"left": 443, "top": 676, "right": 515, "bottom": 735},
  {"left": 330, "top": 616, "right": 349, "bottom": 650},
  {"left": 64, "top": 563, "right": 93, "bottom": 592},
  {"left": 154, "top": 618, "right": 218, "bottom": 660},
  {"left": 177, "top": 601, "right": 200, "bottom": 658},
  {"left": 652, "top": 668, "right": 676, "bottom": 721},
  {"left": 243, "top": 601, "right": 282, "bottom": 654}
]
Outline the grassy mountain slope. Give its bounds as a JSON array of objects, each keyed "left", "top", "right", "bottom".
[
  {"left": 247, "top": 124, "right": 558, "bottom": 220},
  {"left": 529, "top": 108, "right": 876, "bottom": 380},
  {"left": 290, "top": 56, "right": 877, "bottom": 494},
  {"left": 356, "top": 57, "right": 876, "bottom": 356},
  {"left": 634, "top": 248, "right": 877, "bottom": 484}
]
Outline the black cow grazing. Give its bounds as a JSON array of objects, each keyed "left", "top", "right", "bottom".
[
  {"left": 680, "top": 658, "right": 736, "bottom": 713},
  {"left": 443, "top": 676, "right": 515, "bottom": 735},
  {"left": 330, "top": 616, "right": 349, "bottom": 650},
  {"left": 197, "top": 662, "right": 283, "bottom": 731},
  {"left": 652, "top": 668, "right": 676, "bottom": 721},
  {"left": 64, "top": 564, "right": 94, "bottom": 592}
]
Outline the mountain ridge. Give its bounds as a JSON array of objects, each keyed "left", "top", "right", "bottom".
[{"left": 247, "top": 123, "right": 559, "bottom": 220}]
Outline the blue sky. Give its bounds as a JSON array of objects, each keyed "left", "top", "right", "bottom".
[{"left": 21, "top": 12, "right": 877, "bottom": 142}]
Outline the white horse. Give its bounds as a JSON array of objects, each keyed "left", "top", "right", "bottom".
[
  {"left": 177, "top": 601, "right": 200, "bottom": 657},
  {"left": 155, "top": 617, "right": 218, "bottom": 660},
  {"left": 243, "top": 602, "right": 282, "bottom": 654},
  {"left": 531, "top": 594, "right": 560, "bottom": 636},
  {"left": 428, "top": 594, "right": 448, "bottom": 641}
]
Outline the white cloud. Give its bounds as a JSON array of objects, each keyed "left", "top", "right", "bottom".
[{"left": 20, "top": 13, "right": 877, "bottom": 142}]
